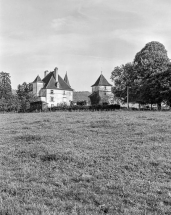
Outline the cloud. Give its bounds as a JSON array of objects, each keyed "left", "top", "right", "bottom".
[
  {"left": 51, "top": 18, "right": 67, "bottom": 29},
  {"left": 50, "top": 4, "right": 147, "bottom": 36},
  {"left": 1, "top": 0, "right": 171, "bottom": 90}
]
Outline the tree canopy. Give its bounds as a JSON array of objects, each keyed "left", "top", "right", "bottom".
[
  {"left": 134, "top": 41, "right": 170, "bottom": 78},
  {"left": 134, "top": 41, "right": 170, "bottom": 107},
  {"left": 111, "top": 41, "right": 171, "bottom": 109}
]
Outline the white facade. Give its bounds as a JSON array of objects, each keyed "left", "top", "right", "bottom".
[
  {"left": 33, "top": 88, "right": 73, "bottom": 107},
  {"left": 92, "top": 86, "right": 113, "bottom": 104},
  {"left": 32, "top": 69, "right": 73, "bottom": 108},
  {"left": 92, "top": 86, "right": 112, "bottom": 94},
  {"left": 43, "top": 89, "right": 73, "bottom": 107}
]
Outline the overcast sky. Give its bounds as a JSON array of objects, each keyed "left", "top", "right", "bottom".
[{"left": 1, "top": 0, "right": 171, "bottom": 91}]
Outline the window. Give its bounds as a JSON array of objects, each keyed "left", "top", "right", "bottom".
[
  {"left": 50, "top": 90, "right": 54, "bottom": 94},
  {"left": 104, "top": 92, "right": 106, "bottom": 95},
  {"left": 104, "top": 86, "right": 106, "bottom": 90},
  {"left": 50, "top": 97, "right": 54, "bottom": 102},
  {"left": 63, "top": 91, "right": 66, "bottom": 95}
]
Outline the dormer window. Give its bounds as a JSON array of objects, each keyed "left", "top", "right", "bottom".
[{"left": 51, "top": 90, "right": 54, "bottom": 94}]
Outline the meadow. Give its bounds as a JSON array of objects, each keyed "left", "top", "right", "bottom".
[{"left": 1, "top": 110, "right": 171, "bottom": 214}]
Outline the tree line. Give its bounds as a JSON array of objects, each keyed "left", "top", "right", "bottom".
[
  {"left": 111, "top": 41, "right": 171, "bottom": 110},
  {"left": 1, "top": 41, "right": 171, "bottom": 112},
  {"left": 0, "top": 72, "right": 37, "bottom": 112}
]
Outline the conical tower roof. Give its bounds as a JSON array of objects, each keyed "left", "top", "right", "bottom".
[
  {"left": 91, "top": 74, "right": 112, "bottom": 87},
  {"left": 64, "top": 72, "right": 71, "bottom": 87},
  {"left": 33, "top": 75, "right": 43, "bottom": 83}
]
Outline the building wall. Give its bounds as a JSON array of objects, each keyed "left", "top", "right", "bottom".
[
  {"left": 40, "top": 97, "right": 46, "bottom": 102},
  {"left": 39, "top": 89, "right": 46, "bottom": 97},
  {"left": 92, "top": 86, "right": 112, "bottom": 93},
  {"left": 33, "top": 83, "right": 44, "bottom": 96},
  {"left": 45, "top": 89, "right": 73, "bottom": 107},
  {"left": 91, "top": 86, "right": 113, "bottom": 105},
  {"left": 99, "top": 90, "right": 112, "bottom": 97}
]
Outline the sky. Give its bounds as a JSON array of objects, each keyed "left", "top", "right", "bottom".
[{"left": 1, "top": 0, "right": 171, "bottom": 91}]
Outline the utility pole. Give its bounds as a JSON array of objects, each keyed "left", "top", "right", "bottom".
[{"left": 127, "top": 86, "right": 129, "bottom": 109}]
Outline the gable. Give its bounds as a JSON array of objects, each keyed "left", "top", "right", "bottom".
[
  {"left": 42, "top": 72, "right": 54, "bottom": 86},
  {"left": 44, "top": 75, "right": 57, "bottom": 89}
]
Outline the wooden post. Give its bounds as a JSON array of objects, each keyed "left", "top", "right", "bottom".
[{"left": 127, "top": 86, "right": 129, "bottom": 109}]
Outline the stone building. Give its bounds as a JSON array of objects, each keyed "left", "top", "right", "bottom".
[
  {"left": 32, "top": 67, "right": 73, "bottom": 108},
  {"left": 89, "top": 73, "right": 113, "bottom": 105}
]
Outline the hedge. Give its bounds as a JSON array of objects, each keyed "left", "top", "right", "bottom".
[{"left": 48, "top": 104, "right": 120, "bottom": 112}]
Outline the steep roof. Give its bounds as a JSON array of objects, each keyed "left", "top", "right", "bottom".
[
  {"left": 64, "top": 72, "right": 70, "bottom": 87},
  {"left": 42, "top": 71, "right": 73, "bottom": 91},
  {"left": 42, "top": 72, "right": 55, "bottom": 86},
  {"left": 91, "top": 74, "right": 112, "bottom": 87},
  {"left": 44, "top": 75, "right": 57, "bottom": 89},
  {"left": 33, "top": 75, "right": 43, "bottom": 83},
  {"left": 58, "top": 75, "right": 73, "bottom": 91}
]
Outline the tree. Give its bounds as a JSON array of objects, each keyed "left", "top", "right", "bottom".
[
  {"left": 16, "top": 82, "right": 37, "bottom": 112},
  {"left": 134, "top": 41, "right": 170, "bottom": 109},
  {"left": 158, "top": 64, "right": 171, "bottom": 107},
  {"left": 0, "top": 72, "right": 18, "bottom": 112},
  {"left": 0, "top": 72, "right": 12, "bottom": 99},
  {"left": 111, "top": 63, "right": 139, "bottom": 104},
  {"left": 89, "top": 92, "right": 101, "bottom": 105},
  {"left": 100, "top": 93, "right": 114, "bottom": 105}
]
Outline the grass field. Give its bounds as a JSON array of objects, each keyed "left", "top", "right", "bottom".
[{"left": 1, "top": 111, "right": 171, "bottom": 214}]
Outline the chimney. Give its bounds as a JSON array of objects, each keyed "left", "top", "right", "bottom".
[
  {"left": 54, "top": 67, "right": 58, "bottom": 81},
  {"left": 44, "top": 70, "right": 48, "bottom": 77}
]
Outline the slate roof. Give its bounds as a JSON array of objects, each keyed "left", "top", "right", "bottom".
[
  {"left": 41, "top": 71, "right": 73, "bottom": 91},
  {"left": 42, "top": 72, "right": 55, "bottom": 87},
  {"left": 91, "top": 74, "right": 112, "bottom": 87},
  {"left": 58, "top": 75, "right": 73, "bottom": 91},
  {"left": 33, "top": 75, "right": 43, "bottom": 83},
  {"left": 64, "top": 72, "right": 70, "bottom": 87},
  {"left": 44, "top": 75, "right": 57, "bottom": 89}
]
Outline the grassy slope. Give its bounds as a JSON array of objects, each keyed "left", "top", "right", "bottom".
[{"left": 0, "top": 111, "right": 171, "bottom": 214}]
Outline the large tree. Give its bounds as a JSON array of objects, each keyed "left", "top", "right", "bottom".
[{"left": 133, "top": 41, "right": 170, "bottom": 109}]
